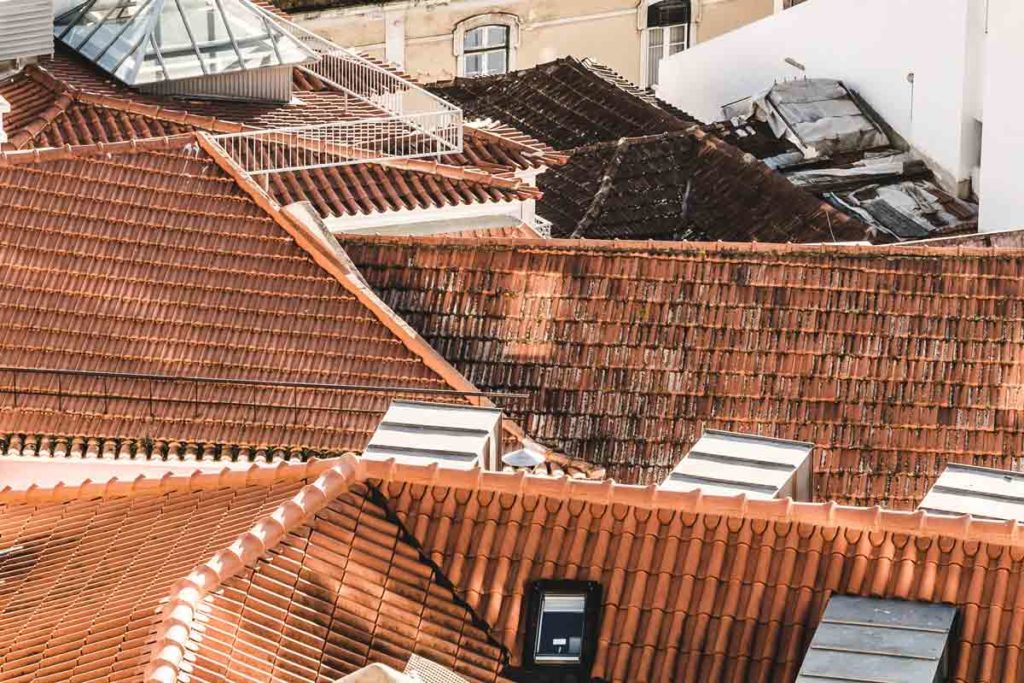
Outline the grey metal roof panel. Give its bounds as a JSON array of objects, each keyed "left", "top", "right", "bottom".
[{"left": 797, "top": 596, "right": 957, "bottom": 683}]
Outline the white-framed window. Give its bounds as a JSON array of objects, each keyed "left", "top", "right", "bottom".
[
  {"left": 641, "top": 0, "right": 691, "bottom": 87},
  {"left": 453, "top": 13, "right": 519, "bottom": 78},
  {"left": 463, "top": 25, "right": 510, "bottom": 77}
]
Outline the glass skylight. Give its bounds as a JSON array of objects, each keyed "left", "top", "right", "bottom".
[{"left": 54, "top": 0, "right": 315, "bottom": 86}]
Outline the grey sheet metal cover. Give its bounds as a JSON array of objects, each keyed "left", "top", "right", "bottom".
[{"left": 797, "top": 596, "right": 957, "bottom": 683}]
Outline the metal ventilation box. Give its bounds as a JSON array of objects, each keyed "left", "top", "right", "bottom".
[
  {"left": 363, "top": 400, "right": 502, "bottom": 470},
  {"left": 659, "top": 430, "right": 814, "bottom": 500},
  {"left": 798, "top": 596, "right": 958, "bottom": 683},
  {"left": 919, "top": 463, "right": 1024, "bottom": 521},
  {"left": 0, "top": 0, "right": 53, "bottom": 63}
]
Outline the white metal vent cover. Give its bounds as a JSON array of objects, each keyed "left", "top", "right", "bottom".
[
  {"left": 404, "top": 654, "right": 469, "bottom": 683},
  {"left": 919, "top": 463, "right": 1024, "bottom": 521},
  {"left": 660, "top": 430, "right": 814, "bottom": 500},
  {"left": 363, "top": 400, "right": 502, "bottom": 470}
]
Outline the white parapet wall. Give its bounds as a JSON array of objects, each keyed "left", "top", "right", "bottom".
[
  {"left": 657, "top": 0, "right": 982, "bottom": 195},
  {"left": 977, "top": 0, "right": 1024, "bottom": 232}
]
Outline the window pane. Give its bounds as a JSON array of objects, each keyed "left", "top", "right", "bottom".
[
  {"left": 668, "top": 25, "right": 688, "bottom": 54},
  {"left": 535, "top": 594, "right": 586, "bottom": 662},
  {"left": 647, "top": 28, "right": 664, "bottom": 86},
  {"left": 648, "top": 0, "right": 691, "bottom": 28},
  {"left": 463, "top": 26, "right": 485, "bottom": 50},
  {"left": 485, "top": 25, "right": 509, "bottom": 48},
  {"left": 485, "top": 49, "right": 507, "bottom": 75},
  {"left": 464, "top": 52, "right": 483, "bottom": 76}
]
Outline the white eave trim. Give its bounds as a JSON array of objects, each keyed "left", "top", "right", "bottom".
[{"left": 323, "top": 198, "right": 530, "bottom": 234}]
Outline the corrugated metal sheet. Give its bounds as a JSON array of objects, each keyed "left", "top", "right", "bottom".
[
  {"left": 0, "top": 0, "right": 53, "bottom": 62},
  {"left": 798, "top": 596, "right": 957, "bottom": 683},
  {"left": 659, "top": 430, "right": 814, "bottom": 500},
  {"left": 919, "top": 463, "right": 1024, "bottom": 521},
  {"left": 140, "top": 65, "right": 293, "bottom": 103},
  {"left": 363, "top": 400, "right": 503, "bottom": 470}
]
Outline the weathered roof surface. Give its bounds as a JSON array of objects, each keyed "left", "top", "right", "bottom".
[
  {"left": 430, "top": 58, "right": 695, "bottom": 151},
  {"left": 343, "top": 236, "right": 1024, "bottom": 509},
  {"left": 8, "top": 451, "right": 1024, "bottom": 683},
  {"left": 539, "top": 130, "right": 870, "bottom": 243},
  {"left": 0, "top": 135, "right": 480, "bottom": 449},
  {"left": 0, "top": 54, "right": 549, "bottom": 220}
]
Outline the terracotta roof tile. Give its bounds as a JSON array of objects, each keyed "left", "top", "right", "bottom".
[
  {"left": 10, "top": 452, "right": 1024, "bottom": 683},
  {"left": 342, "top": 236, "right": 1024, "bottom": 508},
  {"left": 430, "top": 58, "right": 695, "bottom": 152},
  {"left": 539, "top": 130, "right": 870, "bottom": 243},
  {"left": 0, "top": 136, "right": 486, "bottom": 449}
]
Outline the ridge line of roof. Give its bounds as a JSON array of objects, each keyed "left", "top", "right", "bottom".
[
  {"left": 0, "top": 457, "right": 343, "bottom": 504},
  {"left": 4, "top": 93, "right": 74, "bottom": 150},
  {"left": 195, "top": 132, "right": 506, "bottom": 409},
  {"left": 144, "top": 454, "right": 366, "bottom": 683},
  {"left": 0, "top": 133, "right": 201, "bottom": 165},
  {"left": 464, "top": 124, "right": 569, "bottom": 167},
  {"left": 337, "top": 233, "right": 1024, "bottom": 257},
  {"left": 358, "top": 459, "right": 1024, "bottom": 547}
]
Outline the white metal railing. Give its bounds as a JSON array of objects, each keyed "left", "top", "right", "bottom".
[
  {"left": 214, "top": 4, "right": 462, "bottom": 175},
  {"left": 214, "top": 111, "right": 461, "bottom": 175}
]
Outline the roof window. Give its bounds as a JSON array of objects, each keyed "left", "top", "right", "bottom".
[
  {"left": 659, "top": 430, "right": 814, "bottom": 500},
  {"left": 919, "top": 463, "right": 1024, "bottom": 521},
  {"left": 798, "top": 595, "right": 958, "bottom": 682},
  {"left": 520, "top": 581, "right": 601, "bottom": 679},
  {"left": 363, "top": 400, "right": 503, "bottom": 470}
]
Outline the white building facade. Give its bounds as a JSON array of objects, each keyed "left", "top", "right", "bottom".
[{"left": 657, "top": 0, "right": 1024, "bottom": 233}]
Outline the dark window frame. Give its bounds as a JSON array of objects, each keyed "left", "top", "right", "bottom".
[
  {"left": 521, "top": 580, "right": 602, "bottom": 677},
  {"left": 648, "top": 0, "right": 692, "bottom": 28}
]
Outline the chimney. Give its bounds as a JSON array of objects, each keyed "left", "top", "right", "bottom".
[{"left": 0, "top": 95, "right": 9, "bottom": 145}]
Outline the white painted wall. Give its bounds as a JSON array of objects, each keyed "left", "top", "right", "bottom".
[
  {"left": 658, "top": 0, "right": 981, "bottom": 192},
  {"left": 978, "top": 0, "right": 1024, "bottom": 232}
]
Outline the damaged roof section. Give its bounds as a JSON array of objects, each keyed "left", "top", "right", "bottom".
[
  {"left": 538, "top": 129, "right": 870, "bottom": 242},
  {"left": 713, "top": 78, "right": 978, "bottom": 242},
  {"left": 430, "top": 57, "right": 695, "bottom": 151}
]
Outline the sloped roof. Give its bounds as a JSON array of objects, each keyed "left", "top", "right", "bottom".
[
  {"left": 0, "top": 134, "right": 486, "bottom": 449},
  {"left": 538, "top": 130, "right": 870, "bottom": 243},
  {"left": 343, "top": 236, "right": 1024, "bottom": 509},
  {"left": 7, "top": 452, "right": 1024, "bottom": 683},
  {"left": 430, "top": 58, "right": 695, "bottom": 152},
  {"left": 0, "top": 55, "right": 553, "bottom": 220}
]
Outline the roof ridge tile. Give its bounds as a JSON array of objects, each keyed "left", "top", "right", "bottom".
[{"left": 144, "top": 454, "right": 365, "bottom": 683}]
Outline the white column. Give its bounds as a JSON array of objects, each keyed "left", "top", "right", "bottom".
[
  {"left": 978, "top": 0, "right": 1024, "bottom": 231},
  {"left": 384, "top": 8, "right": 406, "bottom": 69}
]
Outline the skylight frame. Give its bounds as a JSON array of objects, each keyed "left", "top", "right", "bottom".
[{"left": 53, "top": 0, "right": 316, "bottom": 87}]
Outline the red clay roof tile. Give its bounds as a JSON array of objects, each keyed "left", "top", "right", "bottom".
[
  {"left": 0, "top": 136, "right": 489, "bottom": 450},
  {"left": 343, "top": 236, "right": 1024, "bottom": 509}
]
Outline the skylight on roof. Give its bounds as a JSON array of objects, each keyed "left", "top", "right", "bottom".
[{"left": 54, "top": 0, "right": 315, "bottom": 87}]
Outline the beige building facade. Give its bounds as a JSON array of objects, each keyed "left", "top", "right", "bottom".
[{"left": 283, "top": 0, "right": 773, "bottom": 86}]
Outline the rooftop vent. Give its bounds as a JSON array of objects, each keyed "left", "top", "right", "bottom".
[
  {"left": 919, "top": 463, "right": 1024, "bottom": 521},
  {"left": 363, "top": 400, "right": 502, "bottom": 470},
  {"left": 659, "top": 430, "right": 814, "bottom": 500},
  {"left": 54, "top": 0, "right": 315, "bottom": 100},
  {"left": 0, "top": 0, "right": 54, "bottom": 64},
  {"left": 403, "top": 654, "right": 469, "bottom": 683},
  {"left": 798, "top": 596, "right": 957, "bottom": 683}
]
